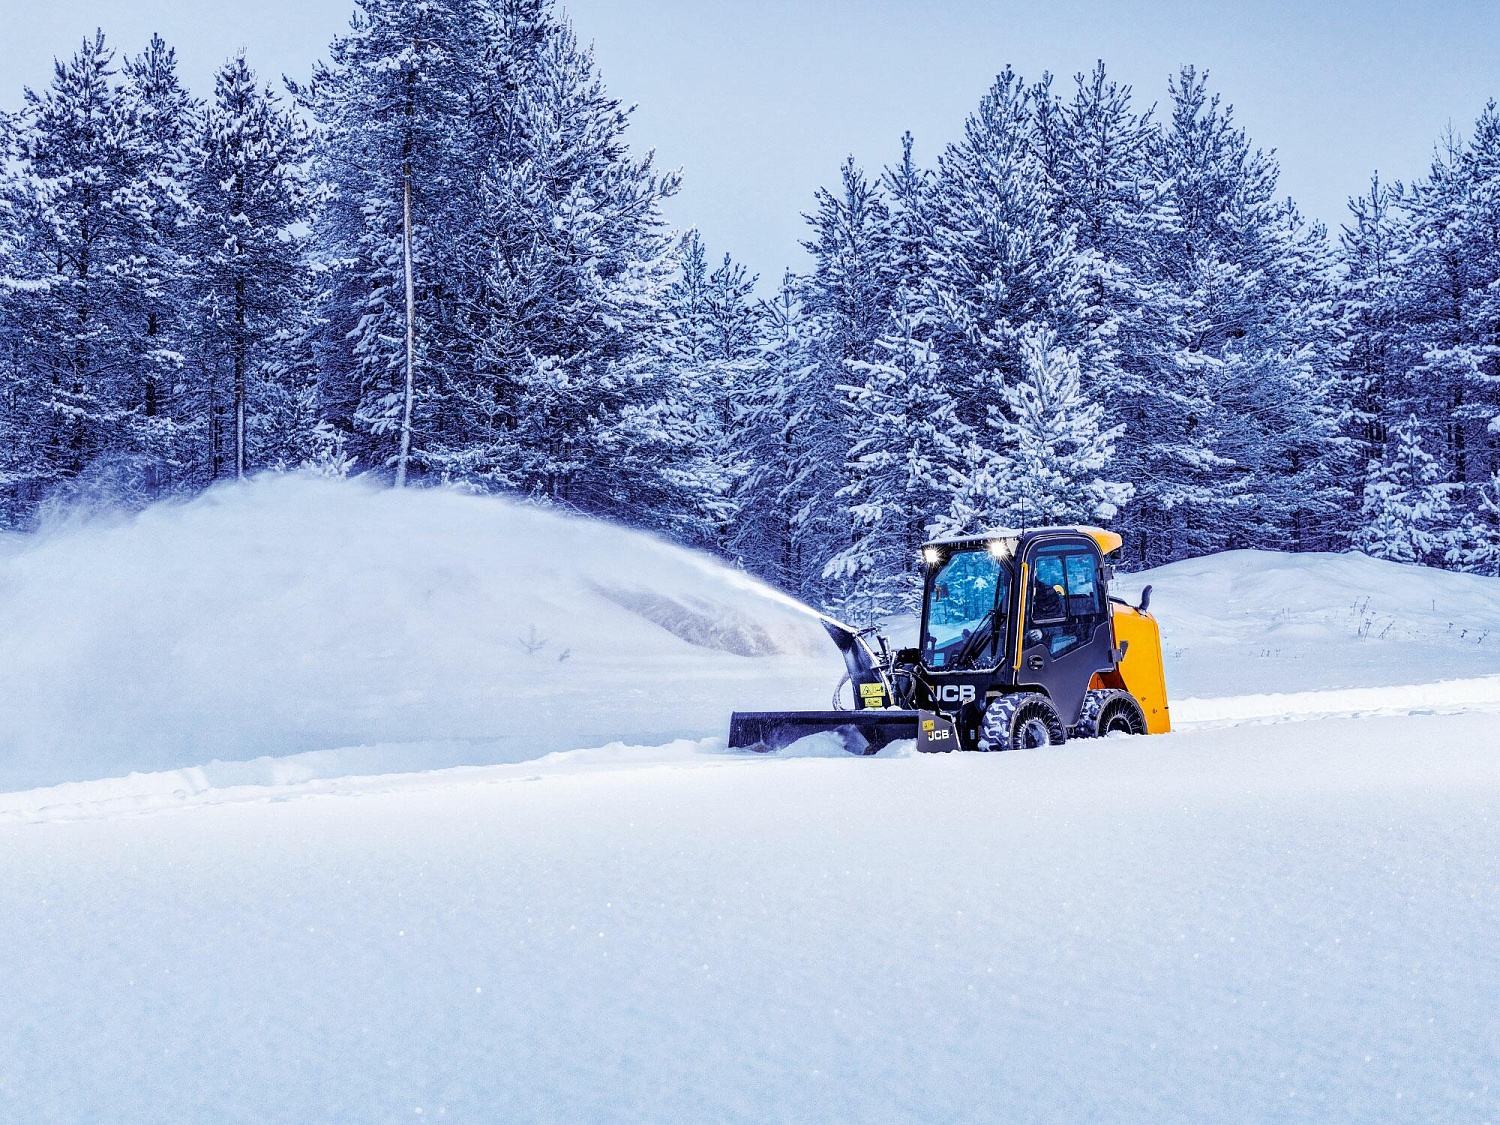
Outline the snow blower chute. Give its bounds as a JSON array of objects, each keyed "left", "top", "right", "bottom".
[{"left": 728, "top": 526, "right": 1170, "bottom": 755}]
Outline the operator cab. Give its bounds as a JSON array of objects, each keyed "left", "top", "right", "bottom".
[{"left": 918, "top": 527, "right": 1118, "bottom": 727}]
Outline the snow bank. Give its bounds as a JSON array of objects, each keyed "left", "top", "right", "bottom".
[
  {"left": 1114, "top": 549, "right": 1500, "bottom": 698},
  {"left": 0, "top": 476, "right": 840, "bottom": 791}
]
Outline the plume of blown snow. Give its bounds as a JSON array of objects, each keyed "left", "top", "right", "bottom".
[{"left": 0, "top": 475, "right": 841, "bottom": 791}]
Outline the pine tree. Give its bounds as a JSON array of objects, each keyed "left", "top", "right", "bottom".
[
  {"left": 881, "top": 133, "right": 937, "bottom": 303},
  {"left": 1340, "top": 174, "right": 1405, "bottom": 469},
  {"left": 926, "top": 69, "right": 1113, "bottom": 516},
  {"left": 296, "top": 0, "right": 490, "bottom": 483},
  {"left": 1446, "top": 471, "right": 1500, "bottom": 575},
  {"left": 1352, "top": 416, "right": 1455, "bottom": 565},
  {"left": 185, "top": 54, "right": 310, "bottom": 481},
  {"left": 824, "top": 296, "right": 964, "bottom": 621},
  {"left": 801, "top": 158, "right": 893, "bottom": 367},
  {"left": 1131, "top": 67, "right": 1343, "bottom": 562},
  {"left": 0, "top": 32, "right": 157, "bottom": 511},
  {"left": 732, "top": 275, "right": 847, "bottom": 604},
  {"left": 797, "top": 157, "right": 900, "bottom": 604},
  {"left": 1336, "top": 102, "right": 1500, "bottom": 566},
  {"left": 928, "top": 67, "right": 1100, "bottom": 403},
  {"left": 656, "top": 232, "right": 760, "bottom": 552},
  {"left": 116, "top": 34, "right": 198, "bottom": 494},
  {"left": 945, "top": 326, "right": 1131, "bottom": 533},
  {"left": 1393, "top": 112, "right": 1500, "bottom": 521},
  {"left": 453, "top": 11, "right": 681, "bottom": 515}
]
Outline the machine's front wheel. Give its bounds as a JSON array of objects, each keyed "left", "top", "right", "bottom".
[
  {"left": 1073, "top": 689, "right": 1147, "bottom": 739},
  {"left": 977, "top": 693, "right": 1067, "bottom": 752}
]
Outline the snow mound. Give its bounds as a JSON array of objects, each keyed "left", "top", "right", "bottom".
[
  {"left": 0, "top": 476, "right": 840, "bottom": 792},
  {"left": 1114, "top": 549, "right": 1500, "bottom": 698}
]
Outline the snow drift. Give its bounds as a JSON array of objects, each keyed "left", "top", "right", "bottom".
[
  {"left": 0, "top": 476, "right": 839, "bottom": 791},
  {"left": 1114, "top": 549, "right": 1500, "bottom": 698}
]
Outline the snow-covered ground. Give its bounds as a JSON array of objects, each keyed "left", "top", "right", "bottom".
[
  {"left": 4, "top": 716, "right": 1498, "bottom": 1122},
  {"left": 4, "top": 479, "right": 1500, "bottom": 1121}
]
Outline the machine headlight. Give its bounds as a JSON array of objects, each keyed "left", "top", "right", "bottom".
[{"left": 922, "top": 547, "right": 942, "bottom": 566}]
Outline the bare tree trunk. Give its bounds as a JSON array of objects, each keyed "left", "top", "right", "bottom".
[
  {"left": 395, "top": 173, "right": 417, "bottom": 488},
  {"left": 235, "top": 386, "right": 245, "bottom": 479},
  {"left": 235, "top": 277, "right": 247, "bottom": 480},
  {"left": 209, "top": 371, "right": 221, "bottom": 482}
]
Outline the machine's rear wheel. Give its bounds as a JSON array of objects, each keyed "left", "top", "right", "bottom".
[
  {"left": 977, "top": 693, "right": 1068, "bottom": 752},
  {"left": 1074, "top": 689, "right": 1147, "bottom": 739}
]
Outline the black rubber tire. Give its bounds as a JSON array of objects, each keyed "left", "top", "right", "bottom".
[
  {"left": 977, "top": 693, "right": 1068, "bottom": 752},
  {"left": 1074, "top": 689, "right": 1147, "bottom": 739}
]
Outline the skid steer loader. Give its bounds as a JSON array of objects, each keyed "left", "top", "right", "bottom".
[{"left": 729, "top": 526, "right": 1170, "bottom": 754}]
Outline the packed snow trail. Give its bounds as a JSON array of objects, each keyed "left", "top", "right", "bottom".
[
  {"left": 1174, "top": 672, "right": 1500, "bottom": 727},
  {"left": 3, "top": 712, "right": 1499, "bottom": 1123}
]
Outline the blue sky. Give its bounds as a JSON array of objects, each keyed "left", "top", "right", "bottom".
[{"left": 4, "top": 0, "right": 1499, "bottom": 284}]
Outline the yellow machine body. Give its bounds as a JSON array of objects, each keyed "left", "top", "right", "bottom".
[{"left": 1093, "top": 602, "right": 1172, "bottom": 734}]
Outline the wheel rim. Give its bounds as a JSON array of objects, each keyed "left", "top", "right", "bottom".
[
  {"left": 1098, "top": 705, "right": 1140, "bottom": 741},
  {"left": 1017, "top": 716, "right": 1052, "bottom": 748}
]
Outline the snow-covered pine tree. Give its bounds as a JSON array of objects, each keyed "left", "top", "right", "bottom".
[
  {"left": 184, "top": 55, "right": 310, "bottom": 482},
  {"left": 1137, "top": 67, "right": 1344, "bottom": 561},
  {"left": 0, "top": 104, "right": 27, "bottom": 522},
  {"left": 1352, "top": 416, "right": 1455, "bottom": 565},
  {"left": 801, "top": 158, "right": 894, "bottom": 368},
  {"left": 732, "top": 274, "right": 848, "bottom": 604},
  {"left": 115, "top": 34, "right": 198, "bottom": 495},
  {"left": 1446, "top": 470, "right": 1500, "bottom": 575},
  {"left": 924, "top": 67, "right": 1114, "bottom": 537},
  {"left": 928, "top": 67, "right": 1100, "bottom": 403},
  {"left": 296, "top": 0, "right": 489, "bottom": 483},
  {"left": 651, "top": 232, "right": 761, "bottom": 552},
  {"left": 1333, "top": 102, "right": 1500, "bottom": 567},
  {"left": 1034, "top": 63, "right": 1195, "bottom": 560},
  {"left": 451, "top": 8, "right": 681, "bottom": 517},
  {"left": 0, "top": 32, "right": 160, "bottom": 513},
  {"left": 796, "top": 157, "right": 900, "bottom": 604},
  {"left": 1393, "top": 112, "right": 1500, "bottom": 531},
  {"left": 946, "top": 326, "right": 1131, "bottom": 534},
  {"left": 881, "top": 134, "right": 937, "bottom": 305},
  {"left": 823, "top": 296, "right": 965, "bottom": 622},
  {"left": 1340, "top": 174, "right": 1406, "bottom": 471}
]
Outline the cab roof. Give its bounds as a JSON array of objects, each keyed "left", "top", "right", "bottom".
[{"left": 922, "top": 525, "right": 1124, "bottom": 557}]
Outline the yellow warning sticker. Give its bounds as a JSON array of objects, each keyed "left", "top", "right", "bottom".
[{"left": 860, "top": 682, "right": 885, "bottom": 700}]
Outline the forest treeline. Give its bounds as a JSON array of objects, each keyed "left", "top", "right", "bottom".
[{"left": 2, "top": 0, "right": 1499, "bottom": 617}]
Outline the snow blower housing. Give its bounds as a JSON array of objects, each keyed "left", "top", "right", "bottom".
[{"left": 729, "top": 526, "right": 1170, "bottom": 754}]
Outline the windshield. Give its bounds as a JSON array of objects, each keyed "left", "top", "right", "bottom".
[{"left": 922, "top": 548, "right": 1011, "bottom": 670}]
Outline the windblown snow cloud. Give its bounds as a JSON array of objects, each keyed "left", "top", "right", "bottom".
[{"left": 0, "top": 476, "right": 839, "bottom": 791}]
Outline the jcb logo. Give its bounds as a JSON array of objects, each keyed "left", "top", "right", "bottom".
[{"left": 936, "top": 684, "right": 977, "bottom": 705}]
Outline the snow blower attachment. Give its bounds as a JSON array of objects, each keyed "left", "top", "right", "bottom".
[
  {"left": 727, "top": 619, "right": 962, "bottom": 755},
  {"left": 728, "top": 526, "right": 1170, "bottom": 755}
]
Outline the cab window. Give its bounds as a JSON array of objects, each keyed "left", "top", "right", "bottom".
[
  {"left": 1064, "top": 552, "right": 1102, "bottom": 616},
  {"left": 1030, "top": 552, "right": 1069, "bottom": 622},
  {"left": 1029, "top": 547, "right": 1103, "bottom": 656},
  {"left": 923, "top": 549, "right": 1010, "bottom": 669}
]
